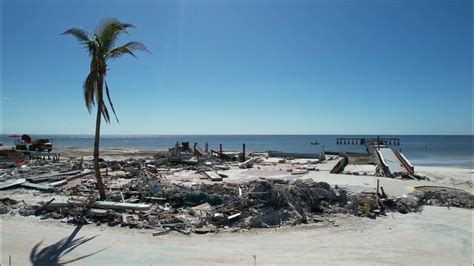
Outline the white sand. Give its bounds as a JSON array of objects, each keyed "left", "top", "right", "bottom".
[
  {"left": 1, "top": 206, "right": 471, "bottom": 265},
  {"left": 415, "top": 166, "right": 473, "bottom": 191}
]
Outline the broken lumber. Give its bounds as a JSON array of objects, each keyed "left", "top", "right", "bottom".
[
  {"left": 291, "top": 169, "right": 308, "bottom": 175},
  {"left": 21, "top": 181, "right": 55, "bottom": 192},
  {"left": 161, "top": 223, "right": 186, "bottom": 228},
  {"left": 239, "top": 157, "right": 260, "bottom": 169},
  {"left": 0, "top": 178, "right": 26, "bottom": 190},
  {"left": 47, "top": 199, "right": 151, "bottom": 211},
  {"left": 194, "top": 144, "right": 207, "bottom": 156},
  {"left": 27, "top": 170, "right": 82, "bottom": 183},
  {"left": 48, "top": 180, "right": 67, "bottom": 187},
  {"left": 210, "top": 150, "right": 233, "bottom": 160},
  {"left": 214, "top": 165, "right": 230, "bottom": 170},
  {"left": 48, "top": 171, "right": 93, "bottom": 187},
  {"left": 153, "top": 229, "right": 171, "bottom": 236},
  {"left": 228, "top": 212, "right": 241, "bottom": 220},
  {"left": 203, "top": 171, "right": 223, "bottom": 181},
  {"left": 93, "top": 201, "right": 151, "bottom": 211}
]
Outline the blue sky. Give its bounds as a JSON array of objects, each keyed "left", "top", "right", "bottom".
[{"left": 1, "top": 0, "right": 472, "bottom": 135}]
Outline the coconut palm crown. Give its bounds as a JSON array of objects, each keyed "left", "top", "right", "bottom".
[{"left": 62, "top": 18, "right": 149, "bottom": 199}]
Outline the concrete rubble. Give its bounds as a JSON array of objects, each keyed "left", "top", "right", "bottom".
[{"left": 0, "top": 144, "right": 472, "bottom": 236}]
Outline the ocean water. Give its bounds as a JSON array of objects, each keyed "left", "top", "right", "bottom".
[{"left": 0, "top": 135, "right": 472, "bottom": 169}]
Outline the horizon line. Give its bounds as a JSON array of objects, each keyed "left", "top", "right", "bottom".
[{"left": 1, "top": 133, "right": 473, "bottom": 137}]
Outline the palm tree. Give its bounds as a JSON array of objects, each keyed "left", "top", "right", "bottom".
[{"left": 62, "top": 18, "right": 149, "bottom": 200}]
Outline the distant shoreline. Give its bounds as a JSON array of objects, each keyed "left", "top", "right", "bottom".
[
  {"left": 2, "top": 135, "right": 472, "bottom": 169},
  {"left": 24, "top": 145, "right": 474, "bottom": 170}
]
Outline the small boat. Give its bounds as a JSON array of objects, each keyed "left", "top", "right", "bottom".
[{"left": 311, "top": 141, "right": 320, "bottom": 145}]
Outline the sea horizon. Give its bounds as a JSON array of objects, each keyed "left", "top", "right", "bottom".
[
  {"left": 2, "top": 133, "right": 473, "bottom": 136},
  {"left": 2, "top": 134, "right": 472, "bottom": 169}
]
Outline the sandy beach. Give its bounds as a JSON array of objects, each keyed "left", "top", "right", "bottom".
[{"left": 1, "top": 205, "right": 471, "bottom": 265}]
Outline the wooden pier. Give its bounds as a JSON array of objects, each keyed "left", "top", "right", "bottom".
[
  {"left": 336, "top": 137, "right": 400, "bottom": 146},
  {"left": 335, "top": 137, "right": 414, "bottom": 177}
]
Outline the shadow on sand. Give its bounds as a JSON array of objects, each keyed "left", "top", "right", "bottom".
[{"left": 29, "top": 224, "right": 107, "bottom": 265}]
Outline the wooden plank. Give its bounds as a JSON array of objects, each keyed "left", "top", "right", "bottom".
[
  {"left": 93, "top": 201, "right": 151, "bottom": 211},
  {"left": 21, "top": 181, "right": 55, "bottom": 192},
  {"left": 239, "top": 157, "right": 263, "bottom": 169},
  {"left": 66, "top": 171, "right": 93, "bottom": 181},
  {"left": 48, "top": 171, "right": 93, "bottom": 187},
  {"left": 48, "top": 180, "right": 68, "bottom": 187},
  {"left": 214, "top": 165, "right": 230, "bottom": 170},
  {"left": 203, "top": 171, "right": 223, "bottom": 181},
  {"left": 48, "top": 200, "right": 151, "bottom": 211},
  {"left": 228, "top": 212, "right": 241, "bottom": 220},
  {"left": 27, "top": 170, "right": 82, "bottom": 183},
  {"left": 0, "top": 178, "right": 26, "bottom": 190},
  {"left": 47, "top": 200, "right": 80, "bottom": 208},
  {"left": 291, "top": 169, "right": 308, "bottom": 175}
]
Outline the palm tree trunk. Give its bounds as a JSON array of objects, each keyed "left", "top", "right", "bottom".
[{"left": 94, "top": 79, "right": 106, "bottom": 200}]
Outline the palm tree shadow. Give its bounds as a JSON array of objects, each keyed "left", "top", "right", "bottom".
[{"left": 30, "top": 224, "right": 107, "bottom": 265}]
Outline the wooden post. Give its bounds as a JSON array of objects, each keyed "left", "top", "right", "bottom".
[
  {"left": 219, "top": 144, "right": 223, "bottom": 155},
  {"left": 376, "top": 179, "right": 380, "bottom": 195},
  {"left": 242, "top": 143, "right": 246, "bottom": 162},
  {"left": 205, "top": 142, "right": 208, "bottom": 153}
]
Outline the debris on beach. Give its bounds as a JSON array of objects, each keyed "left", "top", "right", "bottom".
[{"left": 0, "top": 141, "right": 472, "bottom": 236}]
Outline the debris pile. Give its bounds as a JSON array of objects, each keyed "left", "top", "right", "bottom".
[
  {"left": 5, "top": 174, "right": 471, "bottom": 236},
  {"left": 8, "top": 178, "right": 344, "bottom": 233},
  {"left": 413, "top": 186, "right": 473, "bottom": 208},
  {"left": 1, "top": 143, "right": 473, "bottom": 236}
]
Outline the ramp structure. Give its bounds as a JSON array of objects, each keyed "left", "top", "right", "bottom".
[
  {"left": 336, "top": 136, "right": 414, "bottom": 177},
  {"left": 376, "top": 147, "right": 414, "bottom": 177}
]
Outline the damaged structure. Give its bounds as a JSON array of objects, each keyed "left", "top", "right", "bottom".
[{"left": 0, "top": 141, "right": 472, "bottom": 236}]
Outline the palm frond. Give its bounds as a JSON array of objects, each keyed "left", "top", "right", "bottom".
[
  {"left": 83, "top": 72, "right": 97, "bottom": 112},
  {"left": 88, "top": 37, "right": 100, "bottom": 57},
  {"left": 61, "top": 28, "right": 90, "bottom": 44},
  {"left": 63, "top": 18, "right": 147, "bottom": 125},
  {"left": 105, "top": 80, "right": 119, "bottom": 123},
  {"left": 100, "top": 99, "right": 111, "bottom": 124},
  {"left": 107, "top": 42, "right": 150, "bottom": 59},
  {"left": 95, "top": 18, "right": 135, "bottom": 54}
]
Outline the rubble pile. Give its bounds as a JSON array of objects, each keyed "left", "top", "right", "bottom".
[
  {"left": 6, "top": 175, "right": 471, "bottom": 235},
  {"left": 0, "top": 158, "right": 83, "bottom": 180},
  {"left": 413, "top": 187, "right": 473, "bottom": 208},
  {"left": 1, "top": 143, "right": 473, "bottom": 236},
  {"left": 6, "top": 178, "right": 343, "bottom": 234}
]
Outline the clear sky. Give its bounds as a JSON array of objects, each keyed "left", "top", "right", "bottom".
[{"left": 1, "top": 0, "right": 472, "bottom": 135}]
